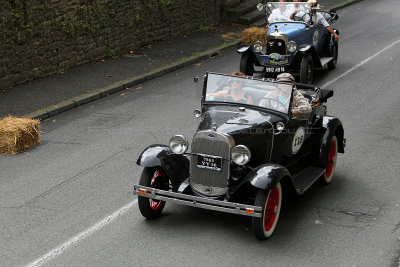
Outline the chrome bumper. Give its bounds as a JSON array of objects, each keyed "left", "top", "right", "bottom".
[{"left": 133, "top": 184, "right": 262, "bottom": 218}]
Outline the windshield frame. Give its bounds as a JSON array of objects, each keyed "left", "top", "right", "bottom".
[{"left": 202, "top": 72, "right": 295, "bottom": 116}]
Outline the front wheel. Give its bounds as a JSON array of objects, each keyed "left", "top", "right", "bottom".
[
  {"left": 240, "top": 52, "right": 254, "bottom": 76},
  {"left": 252, "top": 182, "right": 282, "bottom": 240},
  {"left": 138, "top": 167, "right": 169, "bottom": 219},
  {"left": 299, "top": 53, "right": 314, "bottom": 84},
  {"left": 319, "top": 135, "right": 338, "bottom": 184}
]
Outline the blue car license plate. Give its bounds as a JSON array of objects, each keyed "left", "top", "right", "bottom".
[
  {"left": 265, "top": 66, "right": 286, "bottom": 73},
  {"left": 197, "top": 154, "right": 222, "bottom": 171}
]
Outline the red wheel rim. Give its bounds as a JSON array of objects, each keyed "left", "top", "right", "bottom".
[
  {"left": 264, "top": 186, "right": 279, "bottom": 231},
  {"left": 326, "top": 139, "right": 337, "bottom": 179},
  {"left": 149, "top": 169, "right": 166, "bottom": 211}
]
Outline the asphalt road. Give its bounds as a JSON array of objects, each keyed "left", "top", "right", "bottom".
[{"left": 1, "top": 0, "right": 400, "bottom": 266}]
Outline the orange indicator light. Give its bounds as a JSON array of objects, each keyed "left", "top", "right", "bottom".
[
  {"left": 139, "top": 189, "right": 147, "bottom": 195},
  {"left": 246, "top": 208, "right": 254, "bottom": 214}
]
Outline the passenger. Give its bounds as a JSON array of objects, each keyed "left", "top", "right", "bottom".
[
  {"left": 260, "top": 73, "right": 312, "bottom": 117},
  {"left": 267, "top": 0, "right": 292, "bottom": 24},
  {"left": 288, "top": 0, "right": 306, "bottom": 19},
  {"left": 302, "top": 0, "right": 339, "bottom": 42},
  {"left": 207, "top": 72, "right": 253, "bottom": 105}
]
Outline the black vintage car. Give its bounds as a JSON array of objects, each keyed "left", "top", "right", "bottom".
[
  {"left": 134, "top": 72, "right": 345, "bottom": 240},
  {"left": 238, "top": 2, "right": 339, "bottom": 84}
]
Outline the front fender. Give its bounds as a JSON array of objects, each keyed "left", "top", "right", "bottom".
[
  {"left": 237, "top": 45, "right": 251, "bottom": 54},
  {"left": 247, "top": 164, "right": 291, "bottom": 191},
  {"left": 137, "top": 144, "right": 190, "bottom": 191}
]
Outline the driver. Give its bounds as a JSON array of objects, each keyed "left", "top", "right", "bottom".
[
  {"left": 259, "top": 73, "right": 312, "bottom": 117},
  {"left": 267, "top": 0, "right": 293, "bottom": 24},
  {"left": 206, "top": 72, "right": 254, "bottom": 104}
]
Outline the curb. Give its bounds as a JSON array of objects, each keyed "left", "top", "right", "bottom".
[
  {"left": 25, "top": 40, "right": 241, "bottom": 120},
  {"left": 24, "top": 0, "right": 362, "bottom": 120}
]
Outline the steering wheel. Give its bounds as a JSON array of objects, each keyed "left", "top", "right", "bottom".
[{"left": 258, "top": 97, "right": 287, "bottom": 111}]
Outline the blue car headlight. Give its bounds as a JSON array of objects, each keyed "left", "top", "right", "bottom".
[
  {"left": 254, "top": 41, "right": 263, "bottom": 53},
  {"left": 287, "top": 41, "right": 297, "bottom": 53}
]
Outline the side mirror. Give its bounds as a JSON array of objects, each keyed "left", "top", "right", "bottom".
[{"left": 194, "top": 75, "right": 199, "bottom": 83}]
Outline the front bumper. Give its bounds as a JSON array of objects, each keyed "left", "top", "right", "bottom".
[{"left": 133, "top": 184, "right": 262, "bottom": 218}]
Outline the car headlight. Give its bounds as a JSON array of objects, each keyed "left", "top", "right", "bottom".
[
  {"left": 254, "top": 40, "right": 263, "bottom": 53},
  {"left": 287, "top": 41, "right": 297, "bottom": 53},
  {"left": 231, "top": 145, "right": 251, "bottom": 165},
  {"left": 169, "top": 135, "right": 188, "bottom": 154}
]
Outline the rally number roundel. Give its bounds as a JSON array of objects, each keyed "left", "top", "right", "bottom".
[
  {"left": 292, "top": 126, "right": 305, "bottom": 154},
  {"left": 313, "top": 29, "right": 319, "bottom": 46}
]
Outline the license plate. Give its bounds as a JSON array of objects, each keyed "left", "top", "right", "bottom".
[
  {"left": 197, "top": 154, "right": 222, "bottom": 171},
  {"left": 265, "top": 66, "right": 286, "bottom": 73}
]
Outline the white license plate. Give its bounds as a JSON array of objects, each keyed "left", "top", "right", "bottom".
[
  {"left": 265, "top": 67, "right": 286, "bottom": 73},
  {"left": 197, "top": 154, "right": 222, "bottom": 171}
]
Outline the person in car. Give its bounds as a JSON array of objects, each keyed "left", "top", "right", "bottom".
[
  {"left": 295, "top": 0, "right": 339, "bottom": 42},
  {"left": 268, "top": 0, "right": 293, "bottom": 24},
  {"left": 206, "top": 72, "right": 254, "bottom": 105},
  {"left": 259, "top": 73, "right": 312, "bottom": 117}
]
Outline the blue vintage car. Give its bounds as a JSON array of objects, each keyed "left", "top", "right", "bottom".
[{"left": 238, "top": 2, "right": 339, "bottom": 84}]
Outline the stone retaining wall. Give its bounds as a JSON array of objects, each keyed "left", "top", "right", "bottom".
[{"left": 0, "top": 0, "right": 222, "bottom": 89}]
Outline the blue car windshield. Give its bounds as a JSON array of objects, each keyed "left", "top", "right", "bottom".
[{"left": 205, "top": 73, "right": 293, "bottom": 115}]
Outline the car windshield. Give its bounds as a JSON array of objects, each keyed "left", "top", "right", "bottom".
[
  {"left": 266, "top": 2, "right": 311, "bottom": 23},
  {"left": 204, "top": 73, "right": 293, "bottom": 115}
]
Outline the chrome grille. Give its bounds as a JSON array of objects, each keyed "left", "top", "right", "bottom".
[
  {"left": 266, "top": 39, "right": 287, "bottom": 64},
  {"left": 190, "top": 131, "right": 233, "bottom": 197}
]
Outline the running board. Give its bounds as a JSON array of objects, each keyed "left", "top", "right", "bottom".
[
  {"left": 320, "top": 57, "right": 333, "bottom": 66},
  {"left": 133, "top": 185, "right": 263, "bottom": 218},
  {"left": 291, "top": 166, "right": 326, "bottom": 195}
]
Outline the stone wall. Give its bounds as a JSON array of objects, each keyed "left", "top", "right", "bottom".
[{"left": 0, "top": 0, "right": 222, "bottom": 89}]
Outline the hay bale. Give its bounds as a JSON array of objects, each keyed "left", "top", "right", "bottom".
[
  {"left": 0, "top": 116, "right": 40, "bottom": 155},
  {"left": 241, "top": 27, "right": 267, "bottom": 46}
]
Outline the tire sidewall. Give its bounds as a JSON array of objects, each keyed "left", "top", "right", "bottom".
[
  {"left": 300, "top": 53, "right": 313, "bottom": 84},
  {"left": 321, "top": 135, "right": 338, "bottom": 184},
  {"left": 138, "top": 167, "right": 167, "bottom": 219},
  {"left": 252, "top": 182, "right": 282, "bottom": 240}
]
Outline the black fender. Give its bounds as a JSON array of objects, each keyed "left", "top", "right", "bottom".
[
  {"left": 296, "top": 45, "right": 321, "bottom": 68},
  {"left": 319, "top": 116, "right": 345, "bottom": 165},
  {"left": 237, "top": 45, "right": 251, "bottom": 54},
  {"left": 137, "top": 144, "right": 190, "bottom": 191},
  {"left": 247, "top": 164, "right": 291, "bottom": 191}
]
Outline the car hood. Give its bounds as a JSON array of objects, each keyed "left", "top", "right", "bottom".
[
  {"left": 197, "top": 106, "right": 284, "bottom": 136},
  {"left": 268, "top": 22, "right": 306, "bottom": 39}
]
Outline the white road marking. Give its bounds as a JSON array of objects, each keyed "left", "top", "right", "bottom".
[
  {"left": 322, "top": 39, "right": 400, "bottom": 88},
  {"left": 25, "top": 199, "right": 138, "bottom": 267}
]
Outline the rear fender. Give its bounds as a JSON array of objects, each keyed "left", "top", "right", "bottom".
[
  {"left": 320, "top": 117, "right": 345, "bottom": 161},
  {"left": 137, "top": 144, "right": 189, "bottom": 190}
]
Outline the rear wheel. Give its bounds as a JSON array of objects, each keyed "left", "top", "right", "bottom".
[
  {"left": 319, "top": 136, "right": 338, "bottom": 184},
  {"left": 240, "top": 52, "right": 254, "bottom": 76},
  {"left": 299, "top": 53, "right": 313, "bottom": 84},
  {"left": 138, "top": 167, "right": 169, "bottom": 219},
  {"left": 327, "top": 41, "right": 338, "bottom": 70},
  {"left": 252, "top": 182, "right": 282, "bottom": 240}
]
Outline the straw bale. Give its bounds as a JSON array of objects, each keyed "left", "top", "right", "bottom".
[
  {"left": 0, "top": 116, "right": 40, "bottom": 155},
  {"left": 241, "top": 27, "right": 267, "bottom": 46}
]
